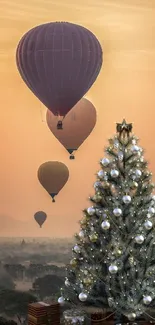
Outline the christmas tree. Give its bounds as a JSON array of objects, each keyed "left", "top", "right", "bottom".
[{"left": 59, "top": 120, "right": 155, "bottom": 322}]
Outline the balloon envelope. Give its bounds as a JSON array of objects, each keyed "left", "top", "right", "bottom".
[
  {"left": 34, "top": 211, "right": 47, "bottom": 227},
  {"left": 37, "top": 161, "right": 69, "bottom": 201},
  {"left": 46, "top": 98, "right": 97, "bottom": 157},
  {"left": 16, "top": 22, "right": 103, "bottom": 117}
]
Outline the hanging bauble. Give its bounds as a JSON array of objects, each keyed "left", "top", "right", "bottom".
[
  {"left": 89, "top": 233, "right": 98, "bottom": 242},
  {"left": 101, "top": 220, "right": 110, "bottom": 230},
  {"left": 65, "top": 278, "right": 70, "bottom": 287},
  {"left": 144, "top": 220, "right": 153, "bottom": 230},
  {"left": 108, "top": 265, "right": 118, "bottom": 274},
  {"left": 118, "top": 151, "right": 124, "bottom": 161},
  {"left": 110, "top": 169, "right": 119, "bottom": 178},
  {"left": 131, "top": 181, "right": 138, "bottom": 189},
  {"left": 101, "top": 158, "right": 110, "bottom": 167},
  {"left": 122, "top": 195, "right": 131, "bottom": 204},
  {"left": 135, "top": 169, "right": 142, "bottom": 178},
  {"left": 135, "top": 235, "right": 144, "bottom": 244},
  {"left": 70, "top": 258, "right": 78, "bottom": 267},
  {"left": 148, "top": 207, "right": 155, "bottom": 215},
  {"left": 131, "top": 145, "right": 140, "bottom": 153},
  {"left": 58, "top": 296, "right": 65, "bottom": 305},
  {"left": 79, "top": 230, "right": 85, "bottom": 238},
  {"left": 87, "top": 207, "right": 95, "bottom": 216},
  {"left": 79, "top": 292, "right": 88, "bottom": 302},
  {"left": 74, "top": 245, "right": 81, "bottom": 253},
  {"left": 143, "top": 296, "right": 152, "bottom": 305},
  {"left": 127, "top": 313, "right": 136, "bottom": 321},
  {"left": 94, "top": 181, "right": 102, "bottom": 189},
  {"left": 113, "top": 208, "right": 122, "bottom": 217},
  {"left": 114, "top": 139, "right": 119, "bottom": 149},
  {"left": 97, "top": 170, "right": 104, "bottom": 179}
]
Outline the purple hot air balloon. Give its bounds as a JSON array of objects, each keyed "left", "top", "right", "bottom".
[
  {"left": 16, "top": 22, "right": 103, "bottom": 128},
  {"left": 34, "top": 211, "right": 47, "bottom": 228}
]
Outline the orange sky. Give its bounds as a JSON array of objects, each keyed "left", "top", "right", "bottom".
[{"left": 1, "top": 0, "right": 155, "bottom": 237}]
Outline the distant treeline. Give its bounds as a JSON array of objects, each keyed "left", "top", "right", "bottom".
[{"left": 3, "top": 263, "right": 66, "bottom": 280}]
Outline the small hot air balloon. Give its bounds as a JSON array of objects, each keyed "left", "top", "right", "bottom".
[
  {"left": 46, "top": 98, "right": 97, "bottom": 159},
  {"left": 34, "top": 211, "right": 47, "bottom": 228},
  {"left": 37, "top": 161, "right": 69, "bottom": 202},
  {"left": 16, "top": 22, "right": 103, "bottom": 129}
]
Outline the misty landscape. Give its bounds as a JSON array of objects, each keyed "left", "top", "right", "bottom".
[{"left": 0, "top": 238, "right": 74, "bottom": 324}]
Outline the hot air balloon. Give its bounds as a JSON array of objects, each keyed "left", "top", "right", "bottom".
[
  {"left": 16, "top": 22, "right": 103, "bottom": 129},
  {"left": 37, "top": 161, "right": 69, "bottom": 202},
  {"left": 34, "top": 211, "right": 47, "bottom": 228},
  {"left": 46, "top": 98, "right": 97, "bottom": 159}
]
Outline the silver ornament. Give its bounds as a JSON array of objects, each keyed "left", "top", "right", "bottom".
[
  {"left": 101, "top": 158, "right": 110, "bottom": 167},
  {"left": 74, "top": 245, "right": 81, "bottom": 253},
  {"left": 114, "top": 140, "right": 119, "bottom": 149},
  {"left": 101, "top": 220, "right": 110, "bottom": 230},
  {"left": 79, "top": 230, "right": 85, "bottom": 238},
  {"left": 87, "top": 207, "right": 95, "bottom": 216},
  {"left": 148, "top": 207, "right": 155, "bottom": 215},
  {"left": 110, "top": 169, "right": 119, "bottom": 178},
  {"left": 78, "top": 292, "right": 87, "bottom": 302},
  {"left": 122, "top": 195, "right": 131, "bottom": 204},
  {"left": 135, "top": 235, "right": 144, "bottom": 244},
  {"left": 144, "top": 220, "right": 153, "bottom": 230},
  {"left": 131, "top": 145, "right": 140, "bottom": 153},
  {"left": 127, "top": 313, "right": 136, "bottom": 321},
  {"left": 58, "top": 296, "right": 65, "bottom": 305},
  {"left": 113, "top": 208, "right": 122, "bottom": 217},
  {"left": 118, "top": 151, "right": 124, "bottom": 161},
  {"left": 109, "top": 265, "right": 118, "bottom": 274},
  {"left": 143, "top": 296, "right": 152, "bottom": 305},
  {"left": 94, "top": 181, "right": 102, "bottom": 189},
  {"left": 65, "top": 278, "right": 70, "bottom": 287},
  {"left": 135, "top": 169, "right": 142, "bottom": 178},
  {"left": 97, "top": 170, "right": 104, "bottom": 179}
]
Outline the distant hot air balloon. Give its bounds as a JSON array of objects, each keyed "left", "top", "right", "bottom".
[
  {"left": 16, "top": 22, "right": 103, "bottom": 129},
  {"left": 34, "top": 211, "right": 47, "bottom": 228},
  {"left": 37, "top": 161, "right": 69, "bottom": 202},
  {"left": 46, "top": 98, "right": 97, "bottom": 159}
]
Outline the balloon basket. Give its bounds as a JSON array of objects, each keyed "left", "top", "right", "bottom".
[
  {"left": 57, "top": 121, "right": 63, "bottom": 130},
  {"left": 70, "top": 155, "right": 75, "bottom": 160}
]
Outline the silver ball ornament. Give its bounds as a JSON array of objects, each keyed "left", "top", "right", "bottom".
[
  {"left": 94, "top": 182, "right": 102, "bottom": 189},
  {"left": 79, "top": 230, "right": 85, "bottom": 238},
  {"left": 143, "top": 296, "right": 152, "bottom": 305},
  {"left": 135, "top": 169, "right": 142, "bottom": 178},
  {"left": 65, "top": 278, "right": 70, "bottom": 287},
  {"left": 58, "top": 296, "right": 65, "bottom": 305},
  {"left": 113, "top": 208, "right": 122, "bottom": 217},
  {"left": 101, "top": 220, "right": 110, "bottom": 230},
  {"left": 78, "top": 292, "right": 88, "bottom": 302},
  {"left": 131, "top": 145, "right": 140, "bottom": 153},
  {"left": 148, "top": 207, "right": 155, "bottom": 215},
  {"left": 109, "top": 265, "right": 118, "bottom": 274},
  {"left": 127, "top": 313, "right": 136, "bottom": 321},
  {"left": 135, "top": 235, "right": 144, "bottom": 244},
  {"left": 74, "top": 245, "right": 81, "bottom": 253},
  {"left": 101, "top": 158, "right": 110, "bottom": 167},
  {"left": 87, "top": 207, "right": 95, "bottom": 216},
  {"left": 97, "top": 170, "right": 104, "bottom": 179},
  {"left": 122, "top": 195, "right": 131, "bottom": 204},
  {"left": 144, "top": 220, "right": 153, "bottom": 230},
  {"left": 110, "top": 169, "right": 119, "bottom": 178}
]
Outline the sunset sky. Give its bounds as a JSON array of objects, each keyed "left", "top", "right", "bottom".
[{"left": 1, "top": 0, "right": 155, "bottom": 237}]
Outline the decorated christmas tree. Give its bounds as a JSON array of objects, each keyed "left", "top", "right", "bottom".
[{"left": 59, "top": 120, "right": 155, "bottom": 322}]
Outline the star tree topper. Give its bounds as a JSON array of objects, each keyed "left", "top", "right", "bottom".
[{"left": 116, "top": 119, "right": 133, "bottom": 137}]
